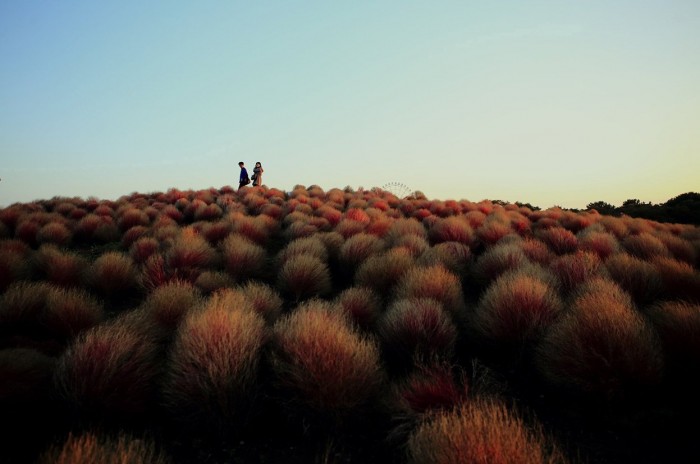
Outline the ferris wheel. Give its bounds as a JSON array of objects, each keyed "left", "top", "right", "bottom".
[{"left": 381, "top": 182, "right": 414, "bottom": 199}]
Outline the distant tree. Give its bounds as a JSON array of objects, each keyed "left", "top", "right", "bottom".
[
  {"left": 515, "top": 202, "right": 541, "bottom": 211},
  {"left": 622, "top": 199, "right": 642, "bottom": 207},
  {"left": 586, "top": 201, "right": 617, "bottom": 216}
]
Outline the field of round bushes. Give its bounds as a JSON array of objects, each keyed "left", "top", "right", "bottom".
[{"left": 1, "top": 184, "right": 699, "bottom": 463}]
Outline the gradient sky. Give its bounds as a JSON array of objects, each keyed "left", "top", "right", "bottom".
[{"left": 1, "top": 1, "right": 698, "bottom": 208}]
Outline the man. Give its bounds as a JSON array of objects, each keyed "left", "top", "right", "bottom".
[{"left": 238, "top": 162, "right": 250, "bottom": 190}]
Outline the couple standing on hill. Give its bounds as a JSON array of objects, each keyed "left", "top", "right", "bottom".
[{"left": 238, "top": 161, "right": 264, "bottom": 189}]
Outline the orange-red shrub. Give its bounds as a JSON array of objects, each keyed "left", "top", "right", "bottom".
[
  {"left": 390, "top": 362, "right": 467, "bottom": 416},
  {"left": 163, "top": 290, "right": 266, "bottom": 428},
  {"left": 355, "top": 248, "right": 415, "bottom": 294},
  {"left": 240, "top": 281, "right": 284, "bottom": 324},
  {"left": 276, "top": 236, "right": 328, "bottom": 266},
  {"left": 339, "top": 233, "right": 385, "bottom": 271},
  {"left": 270, "top": 301, "right": 383, "bottom": 418},
  {"left": 141, "top": 281, "right": 202, "bottom": 330},
  {"left": 429, "top": 217, "right": 474, "bottom": 246},
  {"left": 117, "top": 208, "right": 150, "bottom": 231},
  {"left": 578, "top": 230, "right": 620, "bottom": 259},
  {"left": 221, "top": 234, "right": 267, "bottom": 281},
  {"left": 417, "top": 242, "right": 471, "bottom": 277},
  {"left": 277, "top": 254, "right": 332, "bottom": 301},
  {"left": 605, "top": 253, "right": 662, "bottom": 304},
  {"left": 395, "top": 265, "right": 466, "bottom": 316},
  {"left": 549, "top": 251, "right": 601, "bottom": 293},
  {"left": 38, "top": 432, "right": 170, "bottom": 464},
  {"left": 33, "top": 245, "right": 88, "bottom": 288},
  {"left": 407, "top": 399, "right": 567, "bottom": 464},
  {"left": 130, "top": 237, "right": 159, "bottom": 264},
  {"left": 334, "top": 286, "right": 382, "bottom": 329},
  {"left": 622, "top": 233, "right": 669, "bottom": 260},
  {"left": 194, "top": 270, "right": 234, "bottom": 294},
  {"left": 472, "top": 270, "right": 562, "bottom": 348},
  {"left": 536, "top": 227, "right": 578, "bottom": 255},
  {"left": 379, "top": 298, "right": 458, "bottom": 366},
  {"left": 43, "top": 287, "right": 104, "bottom": 338},
  {"left": 520, "top": 238, "right": 555, "bottom": 264},
  {"left": 657, "top": 233, "right": 696, "bottom": 265},
  {"left": 472, "top": 242, "right": 528, "bottom": 283},
  {"left": 536, "top": 278, "right": 663, "bottom": 399},
  {"left": 37, "top": 222, "right": 72, "bottom": 246},
  {"left": 54, "top": 315, "right": 161, "bottom": 420},
  {"left": 652, "top": 257, "right": 700, "bottom": 303},
  {"left": 87, "top": 252, "right": 138, "bottom": 297}
]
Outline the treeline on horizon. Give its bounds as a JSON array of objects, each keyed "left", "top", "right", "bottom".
[{"left": 582, "top": 192, "right": 699, "bottom": 225}]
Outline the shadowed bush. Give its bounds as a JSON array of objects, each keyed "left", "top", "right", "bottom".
[
  {"left": 86, "top": 252, "right": 138, "bottom": 297},
  {"left": 221, "top": 234, "right": 267, "bottom": 281},
  {"left": 476, "top": 216, "right": 512, "bottom": 246},
  {"left": 536, "top": 278, "right": 664, "bottom": 399},
  {"left": 471, "top": 270, "right": 563, "bottom": 352},
  {"left": 0, "top": 246, "right": 30, "bottom": 291},
  {"left": 43, "top": 286, "right": 105, "bottom": 338},
  {"left": 652, "top": 257, "right": 700, "bottom": 303},
  {"left": 338, "top": 233, "right": 385, "bottom": 271},
  {"left": 122, "top": 225, "right": 149, "bottom": 248},
  {"left": 536, "top": 227, "right": 578, "bottom": 255},
  {"left": 118, "top": 208, "right": 150, "bottom": 231},
  {"left": 520, "top": 238, "right": 555, "bottom": 265},
  {"left": 194, "top": 270, "right": 235, "bottom": 294},
  {"left": 276, "top": 236, "right": 329, "bottom": 266},
  {"left": 162, "top": 290, "right": 266, "bottom": 430},
  {"left": 355, "top": 248, "right": 415, "bottom": 294},
  {"left": 37, "top": 221, "right": 72, "bottom": 246},
  {"left": 392, "top": 234, "right": 430, "bottom": 257},
  {"left": 334, "top": 286, "right": 382, "bottom": 329},
  {"left": 54, "top": 314, "right": 161, "bottom": 421},
  {"left": 395, "top": 265, "right": 466, "bottom": 316},
  {"left": 605, "top": 253, "right": 662, "bottom": 304},
  {"left": 658, "top": 233, "right": 696, "bottom": 265},
  {"left": 34, "top": 245, "right": 88, "bottom": 288},
  {"left": 389, "top": 362, "right": 468, "bottom": 417},
  {"left": 1, "top": 347, "right": 56, "bottom": 411},
  {"left": 472, "top": 242, "right": 529, "bottom": 283},
  {"left": 130, "top": 237, "right": 160, "bottom": 264},
  {"left": 166, "top": 228, "right": 218, "bottom": 271},
  {"left": 646, "top": 301, "right": 700, "bottom": 380},
  {"left": 378, "top": 298, "right": 458, "bottom": 367},
  {"left": 417, "top": 241, "right": 471, "bottom": 277},
  {"left": 622, "top": 233, "right": 669, "bottom": 260},
  {"left": 0, "top": 281, "right": 53, "bottom": 332},
  {"left": 428, "top": 217, "right": 474, "bottom": 246},
  {"left": 270, "top": 300, "right": 384, "bottom": 420},
  {"left": 38, "top": 432, "right": 170, "bottom": 464},
  {"left": 578, "top": 230, "right": 620, "bottom": 259},
  {"left": 407, "top": 399, "right": 567, "bottom": 464},
  {"left": 277, "top": 254, "right": 332, "bottom": 301},
  {"left": 141, "top": 281, "right": 202, "bottom": 330},
  {"left": 240, "top": 281, "right": 284, "bottom": 324},
  {"left": 549, "top": 251, "right": 602, "bottom": 294}
]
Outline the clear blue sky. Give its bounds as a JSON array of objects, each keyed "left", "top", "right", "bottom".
[{"left": 1, "top": 1, "right": 698, "bottom": 208}]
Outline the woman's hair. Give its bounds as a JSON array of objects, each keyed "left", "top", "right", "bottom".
[{"left": 255, "top": 162, "right": 262, "bottom": 166}]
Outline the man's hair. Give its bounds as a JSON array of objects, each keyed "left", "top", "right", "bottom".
[{"left": 238, "top": 162, "right": 244, "bottom": 166}]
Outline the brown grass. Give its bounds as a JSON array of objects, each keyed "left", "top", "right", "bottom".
[
  {"left": 407, "top": 399, "right": 567, "bottom": 464},
  {"left": 578, "top": 230, "right": 620, "bottom": 259},
  {"left": 0, "top": 246, "right": 30, "bottom": 291},
  {"left": 117, "top": 208, "right": 150, "bottom": 231},
  {"left": 163, "top": 290, "right": 266, "bottom": 428},
  {"left": 417, "top": 241, "right": 471, "bottom": 277},
  {"left": 390, "top": 362, "right": 468, "bottom": 416},
  {"left": 549, "top": 251, "right": 602, "bottom": 294},
  {"left": 428, "top": 217, "right": 474, "bottom": 246},
  {"left": 0, "top": 281, "right": 53, "bottom": 330},
  {"left": 141, "top": 281, "right": 202, "bottom": 330},
  {"left": 646, "top": 301, "right": 700, "bottom": 375},
  {"left": 652, "top": 256, "right": 700, "bottom": 303},
  {"left": 338, "top": 233, "right": 385, "bottom": 270},
  {"left": 276, "top": 236, "right": 329, "bottom": 266},
  {"left": 536, "top": 227, "right": 578, "bottom": 255},
  {"left": 38, "top": 432, "right": 170, "bottom": 464},
  {"left": 472, "top": 242, "right": 529, "bottom": 283},
  {"left": 130, "top": 237, "right": 160, "bottom": 264},
  {"left": 271, "top": 300, "right": 384, "bottom": 418},
  {"left": 37, "top": 221, "right": 72, "bottom": 246},
  {"left": 622, "top": 233, "right": 670, "bottom": 260},
  {"left": 536, "top": 277, "right": 663, "bottom": 399}
]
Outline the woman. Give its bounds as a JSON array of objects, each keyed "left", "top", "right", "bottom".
[{"left": 252, "top": 161, "right": 264, "bottom": 186}]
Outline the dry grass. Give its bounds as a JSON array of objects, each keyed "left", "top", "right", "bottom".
[
  {"left": 622, "top": 233, "right": 670, "bottom": 260},
  {"left": 536, "top": 227, "right": 578, "bottom": 255},
  {"left": 270, "top": 300, "right": 384, "bottom": 418},
  {"left": 549, "top": 251, "right": 602, "bottom": 294},
  {"left": 536, "top": 277, "right": 663, "bottom": 399},
  {"left": 163, "top": 290, "right": 266, "bottom": 427},
  {"left": 578, "top": 230, "right": 620, "bottom": 259},
  {"left": 407, "top": 399, "right": 567, "bottom": 464},
  {"left": 37, "top": 221, "right": 72, "bottom": 246},
  {"left": 38, "top": 432, "right": 170, "bottom": 464}
]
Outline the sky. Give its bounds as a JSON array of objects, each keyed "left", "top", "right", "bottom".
[{"left": 1, "top": 1, "right": 698, "bottom": 209}]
